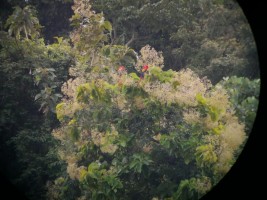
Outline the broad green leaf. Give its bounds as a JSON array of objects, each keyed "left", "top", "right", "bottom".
[
  {"left": 129, "top": 72, "right": 140, "bottom": 81},
  {"left": 102, "top": 21, "right": 112, "bottom": 31}
]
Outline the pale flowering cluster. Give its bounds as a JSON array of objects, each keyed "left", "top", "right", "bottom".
[
  {"left": 51, "top": 36, "right": 248, "bottom": 196},
  {"left": 72, "top": 0, "right": 93, "bottom": 19},
  {"left": 200, "top": 39, "right": 220, "bottom": 53},
  {"left": 55, "top": 77, "right": 89, "bottom": 123},
  {"left": 100, "top": 141, "right": 118, "bottom": 154},
  {"left": 61, "top": 77, "right": 86, "bottom": 99},
  {"left": 55, "top": 147, "right": 87, "bottom": 181},
  {"left": 110, "top": 72, "right": 145, "bottom": 110},
  {"left": 70, "top": 0, "right": 105, "bottom": 51},
  {"left": 53, "top": 130, "right": 90, "bottom": 181},
  {"left": 182, "top": 85, "right": 232, "bottom": 131},
  {"left": 133, "top": 96, "right": 146, "bottom": 110},
  {"left": 143, "top": 81, "right": 173, "bottom": 104},
  {"left": 194, "top": 176, "right": 212, "bottom": 195},
  {"left": 67, "top": 163, "right": 86, "bottom": 180},
  {"left": 110, "top": 72, "right": 137, "bottom": 87},
  {"left": 53, "top": 124, "right": 69, "bottom": 141},
  {"left": 221, "top": 120, "right": 246, "bottom": 151},
  {"left": 175, "top": 69, "right": 211, "bottom": 106},
  {"left": 137, "top": 45, "right": 164, "bottom": 68},
  {"left": 143, "top": 68, "right": 210, "bottom": 106},
  {"left": 202, "top": 115, "right": 221, "bottom": 130},
  {"left": 91, "top": 129, "right": 104, "bottom": 146},
  {"left": 142, "top": 143, "right": 153, "bottom": 153},
  {"left": 112, "top": 93, "right": 128, "bottom": 110},
  {"left": 61, "top": 150, "right": 79, "bottom": 164},
  {"left": 205, "top": 86, "right": 230, "bottom": 111},
  {"left": 53, "top": 129, "right": 91, "bottom": 181},
  {"left": 46, "top": 180, "right": 62, "bottom": 200},
  {"left": 183, "top": 109, "right": 201, "bottom": 124},
  {"left": 182, "top": 83, "right": 246, "bottom": 175},
  {"left": 91, "top": 127, "right": 119, "bottom": 155},
  {"left": 68, "top": 65, "right": 85, "bottom": 78},
  {"left": 202, "top": 119, "right": 245, "bottom": 174},
  {"left": 201, "top": 116, "right": 245, "bottom": 174},
  {"left": 56, "top": 100, "right": 83, "bottom": 123},
  {"left": 109, "top": 65, "right": 246, "bottom": 176},
  {"left": 78, "top": 130, "right": 91, "bottom": 143},
  {"left": 216, "top": 111, "right": 246, "bottom": 168}
]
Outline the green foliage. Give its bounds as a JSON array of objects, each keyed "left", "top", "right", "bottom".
[
  {"left": 7, "top": 124, "right": 66, "bottom": 199},
  {"left": 0, "top": 1, "right": 260, "bottom": 200},
  {"left": 146, "top": 67, "right": 174, "bottom": 83},
  {"left": 70, "top": 0, "right": 112, "bottom": 54},
  {"left": 195, "top": 144, "right": 218, "bottom": 167},
  {"left": 5, "top": 5, "right": 41, "bottom": 40},
  {"left": 129, "top": 73, "right": 140, "bottom": 81},
  {"left": 196, "top": 94, "right": 222, "bottom": 122},
  {"left": 91, "top": 0, "right": 259, "bottom": 83},
  {"left": 33, "top": 67, "right": 63, "bottom": 114},
  {"left": 2, "top": 0, "right": 75, "bottom": 41},
  {"left": 218, "top": 76, "right": 260, "bottom": 133},
  {"left": 49, "top": 3, "right": 249, "bottom": 195},
  {"left": 173, "top": 176, "right": 211, "bottom": 200},
  {"left": 68, "top": 126, "right": 80, "bottom": 142},
  {"left": 79, "top": 162, "right": 123, "bottom": 199},
  {"left": 101, "top": 45, "right": 137, "bottom": 70},
  {"left": 0, "top": 6, "right": 72, "bottom": 199},
  {"left": 129, "top": 153, "right": 153, "bottom": 173},
  {"left": 76, "top": 82, "right": 112, "bottom": 104}
]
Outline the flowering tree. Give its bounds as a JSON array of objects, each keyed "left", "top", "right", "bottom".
[{"left": 47, "top": 1, "right": 247, "bottom": 199}]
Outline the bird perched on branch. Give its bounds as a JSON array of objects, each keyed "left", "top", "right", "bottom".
[{"left": 140, "top": 65, "right": 149, "bottom": 79}]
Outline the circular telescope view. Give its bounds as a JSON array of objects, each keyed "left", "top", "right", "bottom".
[{"left": 0, "top": 0, "right": 260, "bottom": 200}]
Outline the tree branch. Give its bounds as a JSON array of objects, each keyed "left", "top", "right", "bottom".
[{"left": 126, "top": 32, "right": 136, "bottom": 47}]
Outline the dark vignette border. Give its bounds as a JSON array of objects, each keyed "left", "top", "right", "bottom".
[
  {"left": 0, "top": 1, "right": 265, "bottom": 200},
  {"left": 203, "top": 1, "right": 266, "bottom": 199}
]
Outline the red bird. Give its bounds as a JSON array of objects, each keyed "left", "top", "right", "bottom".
[
  {"left": 118, "top": 66, "right": 127, "bottom": 76},
  {"left": 142, "top": 65, "right": 149, "bottom": 72},
  {"left": 140, "top": 65, "right": 149, "bottom": 79},
  {"left": 118, "top": 66, "right": 126, "bottom": 71}
]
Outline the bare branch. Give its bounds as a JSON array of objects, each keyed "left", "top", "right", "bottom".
[{"left": 126, "top": 32, "right": 136, "bottom": 47}]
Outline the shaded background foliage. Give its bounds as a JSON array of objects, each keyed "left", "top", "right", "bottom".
[
  {"left": 0, "top": 0, "right": 262, "bottom": 200},
  {"left": 91, "top": 0, "right": 259, "bottom": 83},
  {"left": 0, "top": 0, "right": 260, "bottom": 83},
  {"left": 0, "top": 35, "right": 72, "bottom": 199},
  {"left": 0, "top": 0, "right": 73, "bottom": 42},
  {"left": 0, "top": 2, "right": 73, "bottom": 198}
]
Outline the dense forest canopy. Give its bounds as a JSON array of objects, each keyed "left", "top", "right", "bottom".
[{"left": 0, "top": 0, "right": 261, "bottom": 200}]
